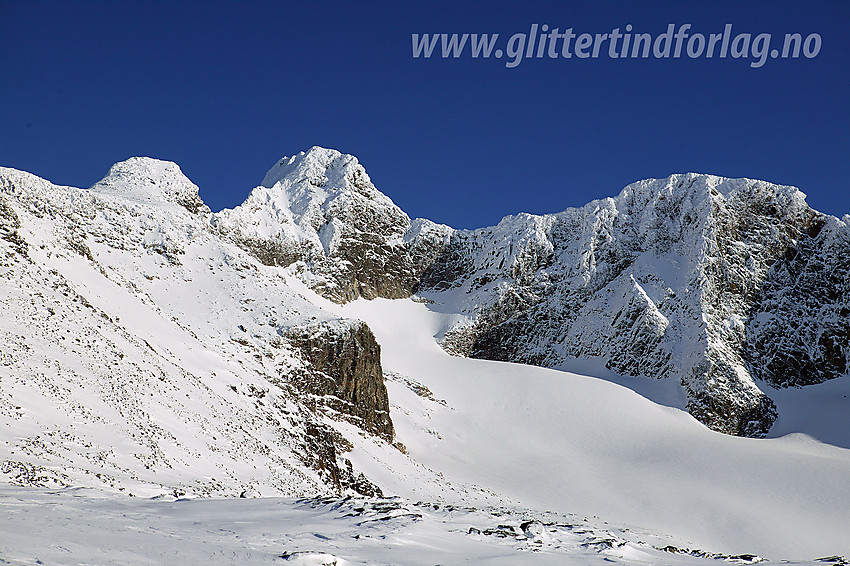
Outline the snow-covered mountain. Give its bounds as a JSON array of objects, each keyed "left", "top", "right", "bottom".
[
  {"left": 2, "top": 147, "right": 849, "bottom": 563},
  {"left": 417, "top": 174, "right": 850, "bottom": 437},
  {"left": 212, "top": 147, "right": 450, "bottom": 303},
  {"left": 216, "top": 147, "right": 849, "bottom": 438}
]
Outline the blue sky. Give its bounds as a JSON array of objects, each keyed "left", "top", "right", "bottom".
[{"left": 1, "top": 0, "right": 847, "bottom": 228}]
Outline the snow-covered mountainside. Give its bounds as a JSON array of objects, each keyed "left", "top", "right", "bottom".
[
  {"left": 0, "top": 159, "right": 392, "bottom": 497},
  {"left": 2, "top": 147, "right": 849, "bottom": 563},
  {"left": 418, "top": 174, "right": 850, "bottom": 437}
]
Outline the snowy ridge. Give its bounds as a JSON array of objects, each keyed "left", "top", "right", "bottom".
[
  {"left": 421, "top": 172, "right": 847, "bottom": 436},
  {"left": 90, "top": 156, "right": 209, "bottom": 213}
]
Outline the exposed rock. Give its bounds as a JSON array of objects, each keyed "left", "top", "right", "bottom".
[
  {"left": 299, "top": 421, "right": 383, "bottom": 497},
  {"left": 746, "top": 214, "right": 850, "bottom": 387},
  {"left": 287, "top": 319, "right": 394, "bottom": 441},
  {"left": 0, "top": 194, "right": 28, "bottom": 257}
]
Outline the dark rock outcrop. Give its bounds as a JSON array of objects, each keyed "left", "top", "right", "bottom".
[
  {"left": 299, "top": 420, "right": 383, "bottom": 496},
  {"left": 745, "top": 214, "right": 850, "bottom": 388},
  {"left": 287, "top": 319, "right": 394, "bottom": 441},
  {"left": 0, "top": 194, "right": 28, "bottom": 257}
]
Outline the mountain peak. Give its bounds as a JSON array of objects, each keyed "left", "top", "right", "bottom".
[
  {"left": 260, "top": 146, "right": 375, "bottom": 196},
  {"left": 90, "top": 157, "right": 208, "bottom": 213},
  {"left": 262, "top": 146, "right": 344, "bottom": 188},
  {"left": 221, "top": 147, "right": 404, "bottom": 233},
  {"left": 213, "top": 148, "right": 413, "bottom": 300},
  {"left": 250, "top": 146, "right": 400, "bottom": 224}
]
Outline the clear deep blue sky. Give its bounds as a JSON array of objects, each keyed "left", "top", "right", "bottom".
[{"left": 1, "top": 0, "right": 847, "bottom": 228}]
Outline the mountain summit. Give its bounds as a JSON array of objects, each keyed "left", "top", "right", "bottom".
[
  {"left": 413, "top": 172, "right": 848, "bottom": 436},
  {"left": 213, "top": 146, "right": 446, "bottom": 302},
  {"left": 91, "top": 156, "right": 209, "bottom": 214}
]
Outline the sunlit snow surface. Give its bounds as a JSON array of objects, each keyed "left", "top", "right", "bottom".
[
  {"left": 0, "top": 486, "right": 837, "bottom": 566},
  {"left": 328, "top": 296, "right": 850, "bottom": 562}
]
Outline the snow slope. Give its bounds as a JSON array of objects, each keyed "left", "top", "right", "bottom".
[
  {"left": 328, "top": 295, "right": 850, "bottom": 560},
  {"left": 3, "top": 293, "right": 846, "bottom": 564},
  {"left": 0, "top": 161, "right": 382, "bottom": 497}
]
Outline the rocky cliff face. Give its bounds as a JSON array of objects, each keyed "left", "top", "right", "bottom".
[
  {"left": 745, "top": 214, "right": 850, "bottom": 388},
  {"left": 287, "top": 319, "right": 394, "bottom": 441}
]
